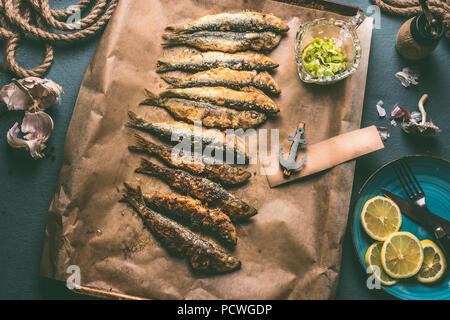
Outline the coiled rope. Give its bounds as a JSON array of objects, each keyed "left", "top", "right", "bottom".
[
  {"left": 0, "top": 0, "right": 119, "bottom": 78},
  {"left": 371, "top": 0, "right": 450, "bottom": 38}
]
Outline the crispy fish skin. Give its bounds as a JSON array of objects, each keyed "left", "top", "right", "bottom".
[
  {"left": 136, "top": 159, "right": 258, "bottom": 221},
  {"left": 128, "top": 134, "right": 251, "bottom": 186},
  {"left": 156, "top": 51, "right": 279, "bottom": 73},
  {"left": 141, "top": 89, "right": 267, "bottom": 130},
  {"left": 126, "top": 111, "right": 249, "bottom": 160},
  {"left": 144, "top": 192, "right": 237, "bottom": 246},
  {"left": 162, "top": 31, "right": 282, "bottom": 53},
  {"left": 121, "top": 184, "right": 241, "bottom": 273},
  {"left": 160, "top": 86, "right": 280, "bottom": 114},
  {"left": 166, "top": 11, "right": 289, "bottom": 34},
  {"left": 162, "top": 67, "right": 281, "bottom": 95}
]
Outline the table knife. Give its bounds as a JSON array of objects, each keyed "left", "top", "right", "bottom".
[{"left": 381, "top": 188, "right": 450, "bottom": 259}]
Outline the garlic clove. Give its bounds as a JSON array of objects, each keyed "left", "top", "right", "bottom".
[
  {"left": 0, "top": 82, "right": 32, "bottom": 111},
  {"left": 6, "top": 111, "right": 54, "bottom": 159},
  {"left": 376, "top": 100, "right": 386, "bottom": 118},
  {"left": 21, "top": 111, "right": 54, "bottom": 140}
]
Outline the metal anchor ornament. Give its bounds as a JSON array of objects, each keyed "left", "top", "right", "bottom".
[{"left": 279, "top": 123, "right": 307, "bottom": 176}]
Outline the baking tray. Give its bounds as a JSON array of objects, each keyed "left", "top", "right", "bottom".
[{"left": 40, "top": 0, "right": 372, "bottom": 300}]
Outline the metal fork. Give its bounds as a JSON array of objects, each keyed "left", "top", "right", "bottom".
[
  {"left": 393, "top": 158, "right": 450, "bottom": 258},
  {"left": 393, "top": 159, "right": 427, "bottom": 209}
]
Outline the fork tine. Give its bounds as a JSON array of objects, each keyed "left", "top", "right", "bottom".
[
  {"left": 402, "top": 160, "right": 424, "bottom": 194},
  {"left": 399, "top": 160, "right": 420, "bottom": 196},
  {"left": 393, "top": 164, "right": 413, "bottom": 199}
]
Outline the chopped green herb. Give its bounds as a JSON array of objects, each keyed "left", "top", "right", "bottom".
[{"left": 302, "top": 37, "right": 347, "bottom": 77}]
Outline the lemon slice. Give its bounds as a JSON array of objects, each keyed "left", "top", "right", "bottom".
[
  {"left": 415, "top": 239, "right": 447, "bottom": 284},
  {"left": 360, "top": 196, "right": 402, "bottom": 241},
  {"left": 381, "top": 232, "right": 424, "bottom": 279},
  {"left": 365, "top": 242, "right": 398, "bottom": 286}
]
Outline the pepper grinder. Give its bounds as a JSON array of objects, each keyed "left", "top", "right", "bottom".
[{"left": 395, "top": 0, "right": 444, "bottom": 60}]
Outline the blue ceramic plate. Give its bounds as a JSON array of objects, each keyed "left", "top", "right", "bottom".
[{"left": 351, "top": 155, "right": 450, "bottom": 300}]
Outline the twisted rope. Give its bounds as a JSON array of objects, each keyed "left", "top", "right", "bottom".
[
  {"left": 372, "top": 0, "right": 450, "bottom": 38},
  {"left": 0, "top": 0, "right": 119, "bottom": 78}
]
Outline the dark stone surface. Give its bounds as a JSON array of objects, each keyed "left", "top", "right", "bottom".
[{"left": 0, "top": 0, "right": 448, "bottom": 299}]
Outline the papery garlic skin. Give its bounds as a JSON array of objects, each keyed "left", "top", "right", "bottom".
[
  {"left": 400, "top": 94, "right": 440, "bottom": 136},
  {"left": 0, "top": 77, "right": 63, "bottom": 112},
  {"left": 395, "top": 67, "right": 419, "bottom": 88},
  {"left": 0, "top": 82, "right": 32, "bottom": 111},
  {"left": 6, "top": 111, "right": 54, "bottom": 159},
  {"left": 390, "top": 104, "right": 411, "bottom": 121},
  {"left": 376, "top": 100, "right": 386, "bottom": 118}
]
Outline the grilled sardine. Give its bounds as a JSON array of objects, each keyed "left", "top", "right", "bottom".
[
  {"left": 159, "top": 87, "right": 280, "bottom": 114},
  {"left": 156, "top": 51, "right": 279, "bottom": 73},
  {"left": 129, "top": 134, "right": 251, "bottom": 186},
  {"left": 162, "top": 31, "right": 282, "bottom": 53},
  {"left": 141, "top": 89, "right": 267, "bottom": 130},
  {"left": 136, "top": 159, "right": 258, "bottom": 221},
  {"left": 162, "top": 67, "right": 281, "bottom": 95},
  {"left": 127, "top": 111, "right": 249, "bottom": 160},
  {"left": 121, "top": 184, "right": 241, "bottom": 273},
  {"left": 166, "top": 11, "right": 289, "bottom": 34},
  {"left": 144, "top": 192, "right": 237, "bottom": 246}
]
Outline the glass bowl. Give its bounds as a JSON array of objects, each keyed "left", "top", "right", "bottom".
[{"left": 295, "top": 17, "right": 362, "bottom": 85}]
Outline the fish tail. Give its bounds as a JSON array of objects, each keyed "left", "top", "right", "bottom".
[
  {"left": 140, "top": 89, "right": 160, "bottom": 106},
  {"left": 135, "top": 158, "right": 165, "bottom": 177},
  {"left": 120, "top": 183, "right": 145, "bottom": 209},
  {"left": 128, "top": 134, "right": 158, "bottom": 155},
  {"left": 160, "top": 76, "right": 180, "bottom": 86},
  {"left": 156, "top": 60, "right": 173, "bottom": 73},
  {"left": 161, "top": 32, "right": 187, "bottom": 46},
  {"left": 126, "top": 111, "right": 148, "bottom": 130}
]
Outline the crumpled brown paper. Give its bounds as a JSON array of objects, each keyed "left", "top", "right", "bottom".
[{"left": 40, "top": 0, "right": 373, "bottom": 299}]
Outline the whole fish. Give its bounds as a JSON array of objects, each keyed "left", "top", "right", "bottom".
[
  {"left": 156, "top": 51, "right": 279, "bottom": 73},
  {"left": 136, "top": 159, "right": 258, "bottom": 221},
  {"left": 162, "top": 67, "right": 281, "bottom": 95},
  {"left": 127, "top": 111, "right": 249, "bottom": 160},
  {"left": 160, "top": 87, "right": 280, "bottom": 114},
  {"left": 128, "top": 133, "right": 251, "bottom": 186},
  {"left": 143, "top": 192, "right": 237, "bottom": 246},
  {"left": 166, "top": 11, "right": 289, "bottom": 34},
  {"left": 162, "top": 31, "right": 282, "bottom": 53},
  {"left": 141, "top": 89, "right": 267, "bottom": 130},
  {"left": 120, "top": 183, "right": 241, "bottom": 273}
]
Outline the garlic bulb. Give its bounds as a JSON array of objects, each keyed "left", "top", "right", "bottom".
[
  {"left": 1, "top": 77, "right": 62, "bottom": 159},
  {"left": 401, "top": 94, "right": 440, "bottom": 136},
  {"left": 6, "top": 111, "right": 54, "bottom": 159},
  {"left": 0, "top": 77, "right": 63, "bottom": 112}
]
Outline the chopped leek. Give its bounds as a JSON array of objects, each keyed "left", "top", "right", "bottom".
[{"left": 302, "top": 37, "right": 347, "bottom": 77}]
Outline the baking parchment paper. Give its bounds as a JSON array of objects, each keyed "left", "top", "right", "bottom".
[{"left": 40, "top": 0, "right": 374, "bottom": 299}]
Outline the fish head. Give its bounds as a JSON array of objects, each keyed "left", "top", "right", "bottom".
[
  {"left": 241, "top": 205, "right": 258, "bottom": 220},
  {"left": 190, "top": 249, "right": 241, "bottom": 273}
]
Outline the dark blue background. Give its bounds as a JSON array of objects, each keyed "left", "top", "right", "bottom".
[{"left": 0, "top": 0, "right": 448, "bottom": 299}]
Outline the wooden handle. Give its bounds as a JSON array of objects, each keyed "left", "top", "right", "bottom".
[{"left": 71, "top": 285, "right": 150, "bottom": 300}]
